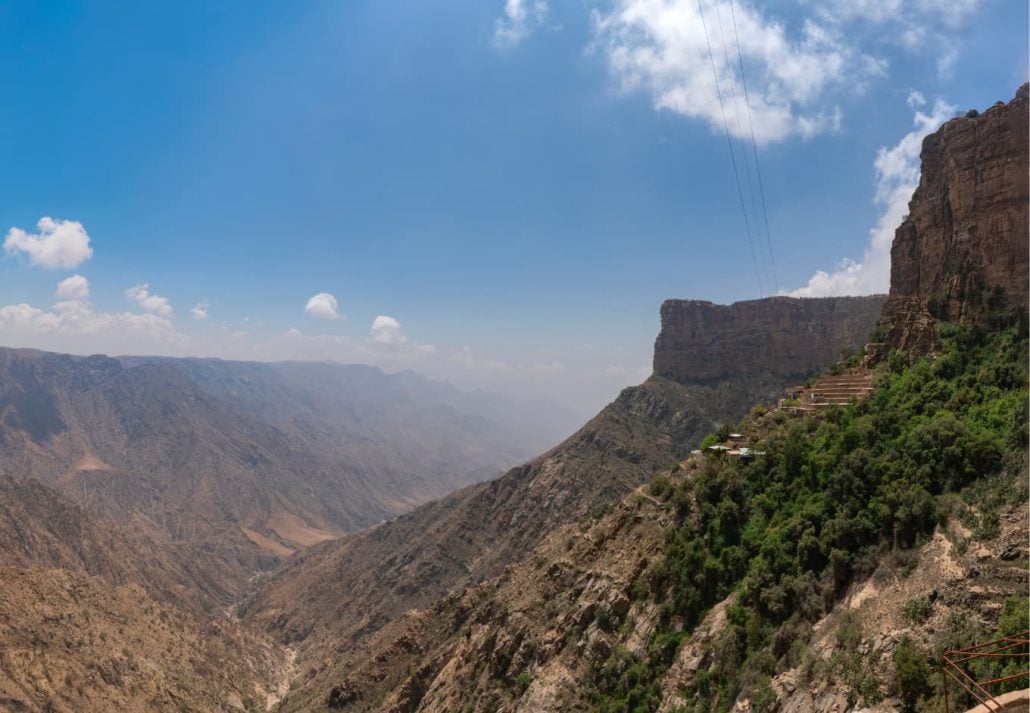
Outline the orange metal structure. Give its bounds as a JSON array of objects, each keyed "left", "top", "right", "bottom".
[{"left": 941, "top": 630, "right": 1029, "bottom": 712}]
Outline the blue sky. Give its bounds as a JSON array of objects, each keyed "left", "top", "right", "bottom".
[{"left": 0, "top": 1, "right": 1027, "bottom": 413}]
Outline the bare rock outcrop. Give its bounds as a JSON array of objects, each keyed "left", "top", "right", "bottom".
[
  {"left": 882, "top": 83, "right": 1029, "bottom": 353},
  {"left": 653, "top": 296, "right": 885, "bottom": 384}
]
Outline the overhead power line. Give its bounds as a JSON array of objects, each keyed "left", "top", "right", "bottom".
[
  {"left": 713, "top": 0, "right": 771, "bottom": 289},
  {"left": 696, "top": 0, "right": 766, "bottom": 298},
  {"left": 728, "top": 0, "right": 779, "bottom": 294}
]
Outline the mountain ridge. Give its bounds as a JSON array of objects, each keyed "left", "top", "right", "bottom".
[
  {"left": 0, "top": 347, "right": 581, "bottom": 609},
  {"left": 243, "top": 294, "right": 884, "bottom": 709},
  {"left": 251, "top": 84, "right": 1030, "bottom": 713}
]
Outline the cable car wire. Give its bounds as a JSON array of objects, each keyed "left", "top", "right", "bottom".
[{"left": 697, "top": 0, "right": 766, "bottom": 297}]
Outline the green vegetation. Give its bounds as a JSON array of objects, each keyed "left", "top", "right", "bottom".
[
  {"left": 590, "top": 317, "right": 1029, "bottom": 712},
  {"left": 514, "top": 670, "right": 532, "bottom": 696},
  {"left": 901, "top": 597, "right": 934, "bottom": 625},
  {"left": 893, "top": 636, "right": 931, "bottom": 711}
]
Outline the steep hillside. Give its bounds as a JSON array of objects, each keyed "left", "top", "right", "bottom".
[
  {"left": 253, "top": 85, "right": 1030, "bottom": 713},
  {"left": 0, "top": 566, "right": 290, "bottom": 713},
  {"left": 882, "top": 83, "right": 1029, "bottom": 353},
  {"left": 0, "top": 350, "right": 578, "bottom": 586},
  {"left": 291, "top": 311, "right": 1028, "bottom": 713},
  {"left": 0, "top": 476, "right": 245, "bottom": 615},
  {"left": 243, "top": 296, "right": 883, "bottom": 709}
]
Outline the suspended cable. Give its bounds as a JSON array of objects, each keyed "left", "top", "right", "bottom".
[
  {"left": 697, "top": 0, "right": 765, "bottom": 297},
  {"left": 728, "top": 0, "right": 779, "bottom": 293},
  {"left": 713, "top": 0, "right": 770, "bottom": 287}
]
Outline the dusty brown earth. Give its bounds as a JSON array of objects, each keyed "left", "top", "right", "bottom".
[{"left": 0, "top": 567, "right": 291, "bottom": 713}]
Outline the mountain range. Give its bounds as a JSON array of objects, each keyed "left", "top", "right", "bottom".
[{"left": 0, "top": 84, "right": 1026, "bottom": 713}]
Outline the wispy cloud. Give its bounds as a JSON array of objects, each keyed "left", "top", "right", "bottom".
[
  {"left": 191, "top": 301, "right": 209, "bottom": 320},
  {"left": 493, "top": 0, "right": 549, "bottom": 50},
  {"left": 787, "top": 92, "right": 955, "bottom": 297},
  {"left": 589, "top": 0, "right": 985, "bottom": 145},
  {"left": 1, "top": 278, "right": 183, "bottom": 353},
  {"left": 125, "top": 283, "right": 173, "bottom": 316},
  {"left": 807, "top": 0, "right": 982, "bottom": 81},
  {"left": 591, "top": 0, "right": 888, "bottom": 144}
]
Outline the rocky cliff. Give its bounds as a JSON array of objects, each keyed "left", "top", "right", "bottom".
[
  {"left": 250, "top": 87, "right": 1030, "bottom": 713},
  {"left": 246, "top": 295, "right": 887, "bottom": 711},
  {"left": 882, "top": 83, "right": 1029, "bottom": 353},
  {"left": 654, "top": 296, "right": 886, "bottom": 384}
]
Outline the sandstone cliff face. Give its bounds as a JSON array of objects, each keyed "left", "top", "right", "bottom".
[
  {"left": 653, "top": 296, "right": 885, "bottom": 384},
  {"left": 882, "top": 83, "right": 1029, "bottom": 353}
]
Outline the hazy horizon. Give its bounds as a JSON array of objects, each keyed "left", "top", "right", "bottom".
[{"left": 1, "top": 1, "right": 1026, "bottom": 413}]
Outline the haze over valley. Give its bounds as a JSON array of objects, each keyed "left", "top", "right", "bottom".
[{"left": 0, "top": 3, "right": 1027, "bottom": 712}]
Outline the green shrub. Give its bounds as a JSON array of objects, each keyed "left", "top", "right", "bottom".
[
  {"left": 595, "top": 605, "right": 615, "bottom": 633},
  {"left": 649, "top": 475, "right": 674, "bottom": 500},
  {"left": 894, "top": 636, "right": 931, "bottom": 711},
  {"left": 588, "top": 322, "right": 1028, "bottom": 712},
  {"left": 1000, "top": 596, "right": 1030, "bottom": 636},
  {"left": 902, "top": 597, "right": 933, "bottom": 625},
  {"left": 514, "top": 670, "right": 532, "bottom": 696}
]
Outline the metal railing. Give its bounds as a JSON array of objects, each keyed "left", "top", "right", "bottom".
[{"left": 941, "top": 630, "right": 1030, "bottom": 712}]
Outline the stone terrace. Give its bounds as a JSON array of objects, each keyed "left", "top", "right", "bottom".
[{"left": 781, "top": 369, "right": 876, "bottom": 412}]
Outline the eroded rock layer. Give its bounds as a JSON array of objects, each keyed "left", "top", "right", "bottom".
[
  {"left": 883, "top": 83, "right": 1029, "bottom": 353},
  {"left": 653, "top": 296, "right": 885, "bottom": 384}
]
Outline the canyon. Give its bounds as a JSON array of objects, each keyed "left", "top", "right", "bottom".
[{"left": 0, "top": 84, "right": 1025, "bottom": 713}]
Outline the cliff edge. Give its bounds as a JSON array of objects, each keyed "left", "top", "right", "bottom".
[
  {"left": 882, "top": 83, "right": 1029, "bottom": 353},
  {"left": 654, "top": 295, "right": 886, "bottom": 384}
]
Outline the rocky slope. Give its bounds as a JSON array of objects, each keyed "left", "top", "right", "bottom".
[
  {"left": 0, "top": 566, "right": 291, "bottom": 713},
  {"left": 654, "top": 296, "right": 884, "bottom": 384},
  {"left": 0, "top": 476, "right": 244, "bottom": 616},
  {"left": 763, "top": 498, "right": 1028, "bottom": 713},
  {"left": 288, "top": 326, "right": 1027, "bottom": 712},
  {"left": 244, "top": 295, "right": 883, "bottom": 709},
  {"left": 882, "top": 83, "right": 1029, "bottom": 353},
  {"left": 252, "top": 85, "right": 1029, "bottom": 713},
  {"left": 0, "top": 350, "right": 578, "bottom": 596},
  {"left": 269, "top": 483, "right": 674, "bottom": 712}
]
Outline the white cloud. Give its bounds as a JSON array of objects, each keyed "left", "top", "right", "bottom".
[
  {"left": 914, "top": 0, "right": 982, "bottom": 28},
  {"left": 0, "top": 303, "right": 177, "bottom": 339},
  {"left": 807, "top": 0, "right": 981, "bottom": 79},
  {"left": 55, "top": 275, "right": 90, "bottom": 302},
  {"left": 125, "top": 283, "right": 173, "bottom": 317},
  {"left": 191, "top": 301, "right": 209, "bottom": 320},
  {"left": 3, "top": 217, "right": 93, "bottom": 270},
  {"left": 0, "top": 278, "right": 183, "bottom": 354},
  {"left": 810, "top": 0, "right": 981, "bottom": 28},
  {"left": 493, "top": 0, "right": 549, "bottom": 50},
  {"left": 304, "top": 292, "right": 339, "bottom": 320},
  {"left": 788, "top": 95, "right": 955, "bottom": 297},
  {"left": 0, "top": 279, "right": 629, "bottom": 413},
  {"left": 370, "top": 315, "right": 406, "bottom": 345},
  {"left": 935, "top": 44, "right": 958, "bottom": 80},
  {"left": 591, "top": 0, "right": 888, "bottom": 144},
  {"left": 590, "top": 0, "right": 987, "bottom": 144}
]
